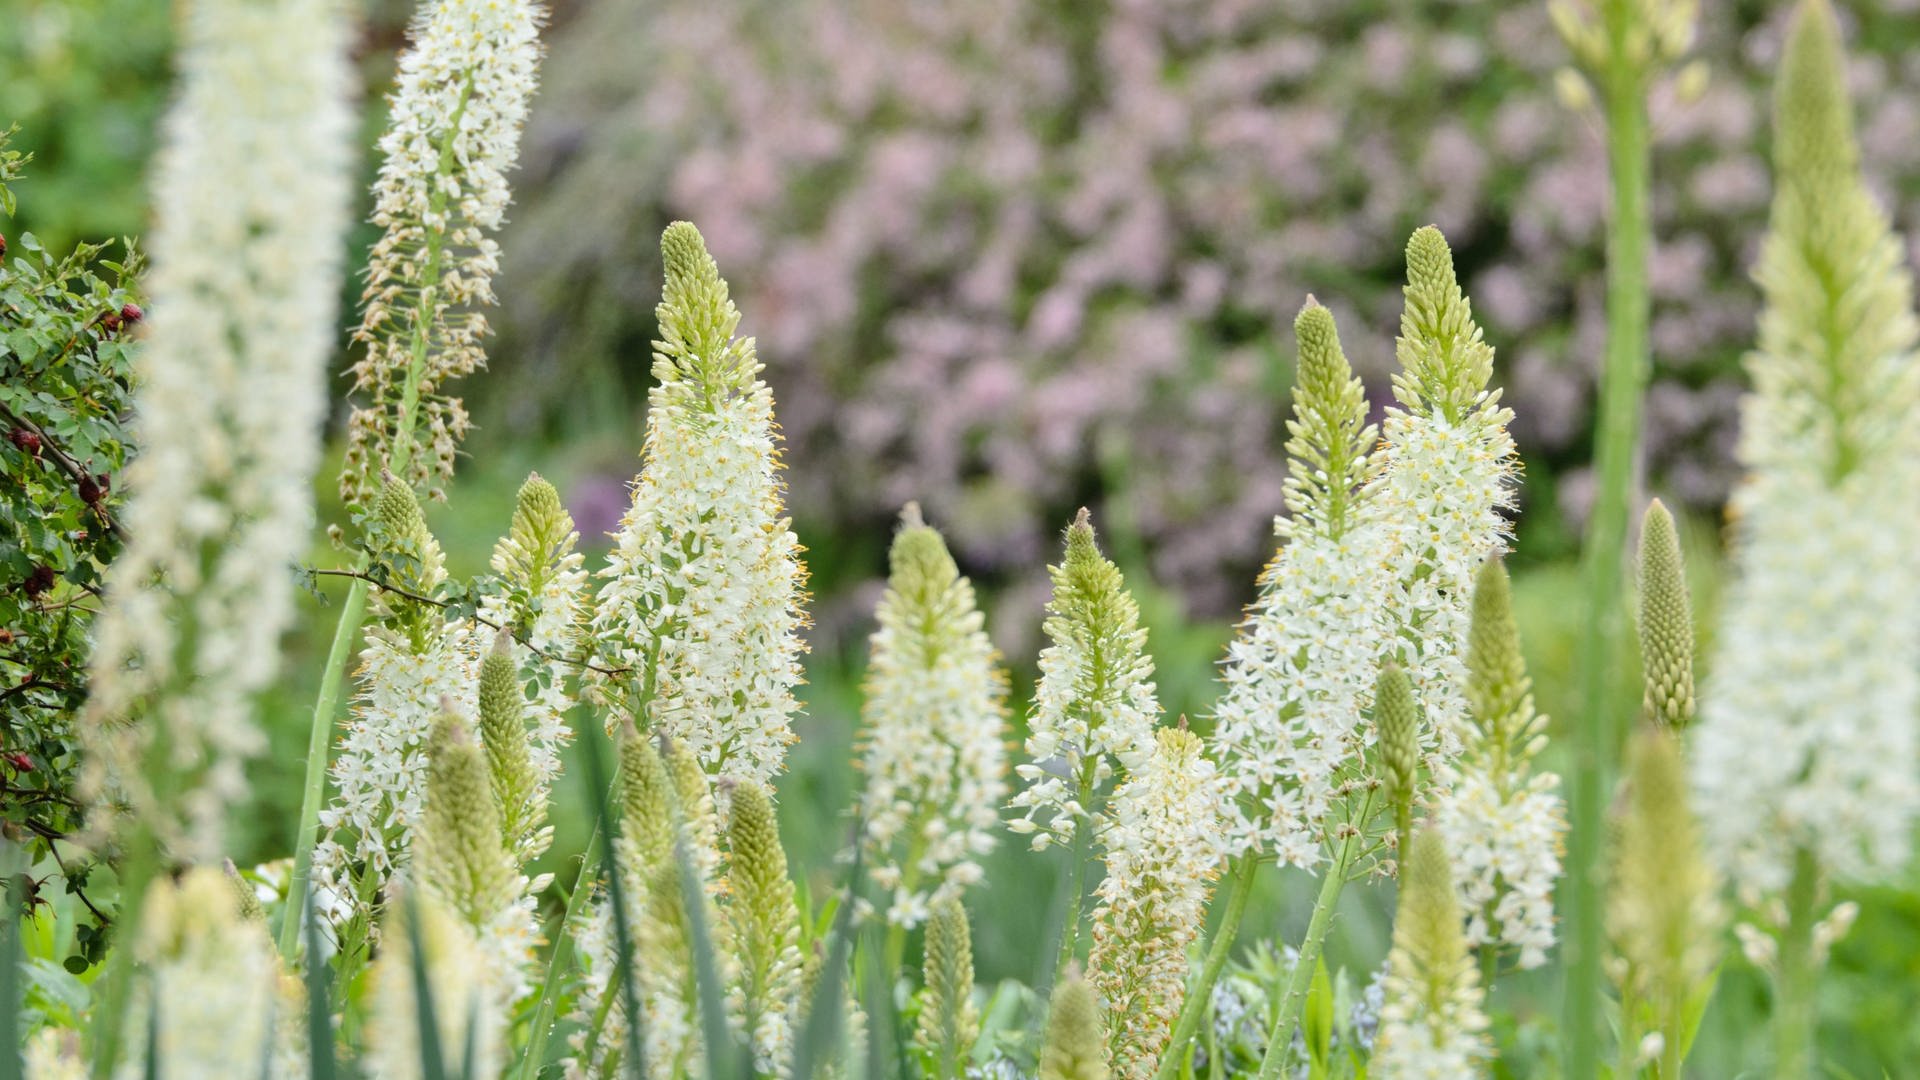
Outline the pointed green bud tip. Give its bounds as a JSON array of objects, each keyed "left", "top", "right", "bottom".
[
  {"left": 726, "top": 778, "right": 788, "bottom": 895},
  {"left": 512, "top": 470, "right": 568, "bottom": 551},
  {"left": 661, "top": 221, "right": 719, "bottom": 289},
  {"left": 477, "top": 631, "right": 536, "bottom": 841},
  {"left": 515, "top": 471, "right": 563, "bottom": 522},
  {"left": 1038, "top": 967, "right": 1109, "bottom": 1080},
  {"left": 1374, "top": 663, "right": 1420, "bottom": 810},
  {"left": 222, "top": 858, "right": 266, "bottom": 925},
  {"left": 1405, "top": 225, "right": 1457, "bottom": 297},
  {"left": 422, "top": 704, "right": 516, "bottom": 925},
  {"left": 618, "top": 721, "right": 675, "bottom": 864},
  {"left": 1394, "top": 830, "right": 1470, "bottom": 1011},
  {"left": 1465, "top": 557, "right": 1528, "bottom": 734},
  {"left": 1064, "top": 507, "right": 1098, "bottom": 562},
  {"left": 1293, "top": 296, "right": 1350, "bottom": 402},
  {"left": 1778, "top": 0, "right": 1856, "bottom": 180},
  {"left": 375, "top": 468, "right": 427, "bottom": 546},
  {"left": 915, "top": 894, "right": 980, "bottom": 1074},
  {"left": 889, "top": 503, "right": 958, "bottom": 588},
  {"left": 1638, "top": 500, "right": 1695, "bottom": 730}
]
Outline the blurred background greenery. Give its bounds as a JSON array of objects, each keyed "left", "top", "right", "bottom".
[{"left": 6, "top": 0, "right": 1920, "bottom": 1074}]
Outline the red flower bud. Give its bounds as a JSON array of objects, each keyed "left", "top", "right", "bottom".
[
  {"left": 7, "top": 428, "right": 40, "bottom": 455},
  {"left": 2, "top": 752, "right": 30, "bottom": 772},
  {"left": 120, "top": 303, "right": 143, "bottom": 324}
]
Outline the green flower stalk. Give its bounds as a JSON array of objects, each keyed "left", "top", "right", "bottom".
[
  {"left": 478, "top": 632, "right": 543, "bottom": 859},
  {"left": 1610, "top": 729, "right": 1721, "bottom": 1079},
  {"left": 1549, "top": 1, "right": 1698, "bottom": 1071},
  {"left": 1372, "top": 832, "right": 1491, "bottom": 1078},
  {"left": 857, "top": 505, "right": 1009, "bottom": 931},
  {"left": 1688, "top": 5, "right": 1920, "bottom": 1074},
  {"left": 592, "top": 222, "right": 810, "bottom": 784},
  {"left": 1010, "top": 509, "right": 1159, "bottom": 851},
  {"left": 913, "top": 896, "right": 980, "bottom": 1080},
  {"left": 1374, "top": 665, "right": 1420, "bottom": 863},
  {"left": 1432, "top": 560, "right": 1565, "bottom": 971},
  {"left": 1637, "top": 500, "right": 1694, "bottom": 731},
  {"left": 727, "top": 778, "right": 804, "bottom": 1073},
  {"left": 1039, "top": 969, "right": 1111, "bottom": 1080}
]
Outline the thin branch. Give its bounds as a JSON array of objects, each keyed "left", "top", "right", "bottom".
[
  {"left": 20, "top": 818, "right": 111, "bottom": 925},
  {"left": 0, "top": 402, "right": 126, "bottom": 540},
  {"left": 307, "top": 567, "right": 629, "bottom": 677}
]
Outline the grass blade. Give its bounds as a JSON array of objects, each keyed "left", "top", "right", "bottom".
[
  {"left": 405, "top": 892, "right": 448, "bottom": 1080},
  {"left": 672, "top": 834, "right": 740, "bottom": 1080},
  {"left": 581, "top": 726, "right": 646, "bottom": 1079},
  {"left": 790, "top": 829, "right": 865, "bottom": 1080},
  {"left": 513, "top": 826, "right": 602, "bottom": 1080},
  {"left": 304, "top": 890, "right": 337, "bottom": 1080}
]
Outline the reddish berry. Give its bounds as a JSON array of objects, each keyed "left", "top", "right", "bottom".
[
  {"left": 22, "top": 565, "right": 54, "bottom": 598},
  {"left": 7, "top": 428, "right": 40, "bottom": 455},
  {"left": 2, "top": 752, "right": 30, "bottom": 772},
  {"left": 120, "top": 302, "right": 143, "bottom": 323},
  {"left": 77, "top": 476, "right": 101, "bottom": 505},
  {"left": 0, "top": 233, "right": 7, "bottom": 256}
]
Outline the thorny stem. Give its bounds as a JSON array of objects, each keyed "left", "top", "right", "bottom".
[{"left": 1152, "top": 854, "right": 1259, "bottom": 1080}]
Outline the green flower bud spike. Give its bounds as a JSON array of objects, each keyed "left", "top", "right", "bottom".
[
  {"left": 1374, "top": 663, "right": 1420, "bottom": 862},
  {"left": 493, "top": 471, "right": 573, "bottom": 602},
  {"left": 419, "top": 703, "right": 518, "bottom": 928},
  {"left": 1637, "top": 501, "right": 1695, "bottom": 730},
  {"left": 1395, "top": 227, "right": 1498, "bottom": 426},
  {"left": 222, "top": 858, "right": 266, "bottom": 925},
  {"left": 1283, "top": 298, "right": 1376, "bottom": 541},
  {"left": 1372, "top": 831, "right": 1488, "bottom": 1072},
  {"left": 913, "top": 896, "right": 980, "bottom": 1080},
  {"left": 725, "top": 778, "right": 803, "bottom": 1067},
  {"left": 478, "top": 631, "right": 542, "bottom": 857},
  {"left": 1038, "top": 966, "right": 1110, "bottom": 1080},
  {"left": 1465, "top": 558, "right": 1547, "bottom": 795},
  {"left": 618, "top": 720, "right": 676, "bottom": 871},
  {"left": 372, "top": 469, "right": 448, "bottom": 646},
  {"left": 657, "top": 221, "right": 758, "bottom": 400}
]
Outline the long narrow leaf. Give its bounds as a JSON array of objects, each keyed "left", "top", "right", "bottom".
[
  {"left": 672, "top": 836, "right": 740, "bottom": 1080},
  {"left": 582, "top": 728, "right": 645, "bottom": 1079},
  {"left": 405, "top": 892, "right": 448, "bottom": 1080},
  {"left": 304, "top": 890, "right": 337, "bottom": 1080},
  {"left": 790, "top": 829, "right": 865, "bottom": 1080},
  {"left": 514, "top": 827, "right": 602, "bottom": 1080}
]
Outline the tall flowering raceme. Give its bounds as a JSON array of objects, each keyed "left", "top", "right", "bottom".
[
  {"left": 591, "top": 222, "right": 810, "bottom": 784},
  {"left": 857, "top": 506, "right": 1009, "bottom": 928},
  {"left": 1690, "top": 0, "right": 1920, "bottom": 905},
  {"left": 77, "top": 0, "right": 355, "bottom": 861},
  {"left": 1088, "top": 726, "right": 1225, "bottom": 1080},
  {"left": 1212, "top": 228, "right": 1518, "bottom": 869},
  {"left": 1211, "top": 299, "right": 1383, "bottom": 867},
  {"left": 340, "top": 0, "right": 546, "bottom": 507},
  {"left": 1432, "top": 560, "right": 1565, "bottom": 971},
  {"left": 1372, "top": 832, "right": 1491, "bottom": 1079},
  {"left": 1010, "top": 509, "right": 1159, "bottom": 851}
]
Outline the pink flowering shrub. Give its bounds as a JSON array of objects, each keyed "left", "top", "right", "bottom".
[{"left": 497, "top": 0, "right": 1920, "bottom": 609}]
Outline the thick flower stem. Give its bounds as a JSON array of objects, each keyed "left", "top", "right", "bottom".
[
  {"left": 1254, "top": 827, "right": 1362, "bottom": 1080},
  {"left": 1151, "top": 854, "right": 1259, "bottom": 1080},
  {"left": 1567, "top": 10, "right": 1653, "bottom": 1076},
  {"left": 1774, "top": 847, "right": 1820, "bottom": 1079},
  {"left": 276, "top": 574, "right": 368, "bottom": 959}
]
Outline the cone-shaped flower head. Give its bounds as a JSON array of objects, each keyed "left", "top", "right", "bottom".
[
  {"left": 117, "top": 868, "right": 298, "bottom": 1078},
  {"left": 592, "top": 223, "right": 810, "bottom": 785},
  {"left": 365, "top": 892, "right": 506, "bottom": 1080},
  {"left": 1213, "top": 232, "right": 1518, "bottom": 868},
  {"left": 341, "top": 0, "right": 545, "bottom": 507},
  {"left": 620, "top": 721, "right": 678, "bottom": 871},
  {"left": 478, "top": 633, "right": 542, "bottom": 856},
  {"left": 1283, "top": 299, "right": 1377, "bottom": 542},
  {"left": 1549, "top": 0, "right": 1698, "bottom": 79},
  {"left": 1433, "top": 559, "right": 1565, "bottom": 969},
  {"left": 857, "top": 505, "right": 1009, "bottom": 927},
  {"left": 419, "top": 708, "right": 519, "bottom": 928},
  {"left": 1373, "top": 832, "right": 1490, "bottom": 1078},
  {"left": 1089, "top": 726, "right": 1226, "bottom": 1079},
  {"left": 913, "top": 896, "right": 980, "bottom": 1080},
  {"left": 1011, "top": 510, "right": 1159, "bottom": 850},
  {"left": 1692, "top": 0, "right": 1920, "bottom": 899},
  {"left": 1637, "top": 500, "right": 1695, "bottom": 730},
  {"left": 78, "top": 0, "right": 357, "bottom": 862},
  {"left": 1611, "top": 729, "right": 1722, "bottom": 1041},
  {"left": 1211, "top": 300, "right": 1388, "bottom": 866},
  {"left": 1373, "top": 227, "right": 1519, "bottom": 745},
  {"left": 1374, "top": 664, "right": 1420, "bottom": 845},
  {"left": 727, "top": 778, "right": 804, "bottom": 1073},
  {"left": 1038, "top": 969, "right": 1111, "bottom": 1080}
]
